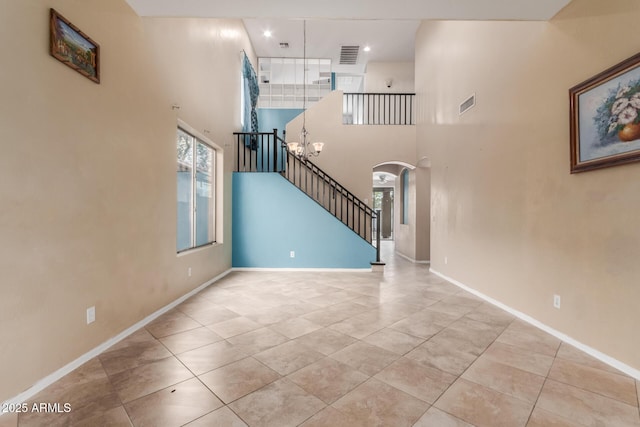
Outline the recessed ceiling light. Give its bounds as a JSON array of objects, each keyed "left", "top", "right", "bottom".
[
  {"left": 263, "top": 30, "right": 272, "bottom": 38},
  {"left": 364, "top": 46, "right": 371, "bottom": 52}
]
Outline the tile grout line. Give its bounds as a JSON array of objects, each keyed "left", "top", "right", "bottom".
[
  {"left": 544, "top": 371, "right": 639, "bottom": 408},
  {"left": 164, "top": 322, "right": 288, "bottom": 427},
  {"left": 523, "top": 343, "right": 562, "bottom": 427},
  {"left": 107, "top": 326, "right": 223, "bottom": 425},
  {"left": 11, "top": 249, "right": 638, "bottom": 427},
  {"left": 1, "top": 269, "right": 235, "bottom": 417},
  {"left": 153, "top": 329, "right": 223, "bottom": 407},
  {"left": 429, "top": 315, "right": 543, "bottom": 426},
  {"left": 430, "top": 268, "right": 640, "bottom": 382},
  {"left": 413, "top": 314, "right": 509, "bottom": 424},
  {"left": 95, "top": 357, "right": 135, "bottom": 427},
  {"left": 635, "top": 380, "right": 640, "bottom": 420}
]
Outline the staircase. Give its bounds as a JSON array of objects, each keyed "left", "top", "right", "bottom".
[{"left": 233, "top": 130, "right": 380, "bottom": 253}]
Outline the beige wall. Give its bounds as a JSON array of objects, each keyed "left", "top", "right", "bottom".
[
  {"left": 394, "top": 167, "right": 431, "bottom": 262},
  {"left": 394, "top": 168, "right": 416, "bottom": 259},
  {"left": 364, "top": 61, "right": 415, "bottom": 93},
  {"left": 0, "top": 1, "right": 253, "bottom": 402},
  {"left": 287, "top": 90, "right": 423, "bottom": 263},
  {"left": 417, "top": 0, "right": 640, "bottom": 371},
  {"left": 286, "top": 91, "right": 417, "bottom": 204},
  {"left": 415, "top": 166, "right": 431, "bottom": 261}
]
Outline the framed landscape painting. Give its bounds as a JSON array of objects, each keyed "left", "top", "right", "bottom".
[
  {"left": 49, "top": 8, "right": 100, "bottom": 83},
  {"left": 570, "top": 52, "right": 640, "bottom": 173}
]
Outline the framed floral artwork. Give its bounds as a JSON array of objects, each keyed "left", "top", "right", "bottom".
[
  {"left": 570, "top": 52, "right": 640, "bottom": 173},
  {"left": 49, "top": 8, "right": 100, "bottom": 83}
]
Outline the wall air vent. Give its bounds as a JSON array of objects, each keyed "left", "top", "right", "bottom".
[
  {"left": 279, "top": 42, "right": 289, "bottom": 48},
  {"left": 339, "top": 45, "right": 359, "bottom": 65},
  {"left": 459, "top": 93, "right": 476, "bottom": 115}
]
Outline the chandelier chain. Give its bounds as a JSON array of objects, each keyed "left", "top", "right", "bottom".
[{"left": 286, "top": 19, "right": 324, "bottom": 159}]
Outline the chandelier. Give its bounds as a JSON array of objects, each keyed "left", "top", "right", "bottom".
[{"left": 287, "top": 20, "right": 324, "bottom": 159}]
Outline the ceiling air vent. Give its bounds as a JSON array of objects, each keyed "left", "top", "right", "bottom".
[
  {"left": 459, "top": 93, "right": 476, "bottom": 115},
  {"left": 279, "top": 42, "right": 289, "bottom": 49},
  {"left": 340, "top": 45, "right": 359, "bottom": 65}
]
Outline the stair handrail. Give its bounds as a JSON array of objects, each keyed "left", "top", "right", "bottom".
[
  {"left": 234, "top": 129, "right": 381, "bottom": 258},
  {"left": 277, "top": 134, "right": 378, "bottom": 244},
  {"left": 274, "top": 132, "right": 375, "bottom": 219}
]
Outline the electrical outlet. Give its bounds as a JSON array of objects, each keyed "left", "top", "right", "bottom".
[
  {"left": 188, "top": 267, "right": 192, "bottom": 277},
  {"left": 444, "top": 256, "right": 448, "bottom": 265},
  {"left": 553, "top": 294, "right": 561, "bottom": 309},
  {"left": 290, "top": 251, "right": 295, "bottom": 258},
  {"left": 86, "top": 306, "right": 96, "bottom": 324}
]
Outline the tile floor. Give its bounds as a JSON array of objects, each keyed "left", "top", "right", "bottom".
[{"left": 1, "top": 243, "right": 639, "bottom": 426}]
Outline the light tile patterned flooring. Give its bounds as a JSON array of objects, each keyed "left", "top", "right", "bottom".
[{"left": 2, "top": 243, "right": 639, "bottom": 426}]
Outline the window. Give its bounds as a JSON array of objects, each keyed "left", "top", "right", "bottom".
[
  {"left": 177, "top": 127, "right": 216, "bottom": 252},
  {"left": 257, "top": 57, "right": 332, "bottom": 108},
  {"left": 240, "top": 71, "right": 246, "bottom": 129},
  {"left": 401, "top": 169, "right": 409, "bottom": 225}
]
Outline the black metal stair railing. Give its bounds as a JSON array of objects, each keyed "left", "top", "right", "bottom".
[
  {"left": 343, "top": 93, "right": 415, "bottom": 125},
  {"left": 234, "top": 129, "right": 286, "bottom": 173},
  {"left": 282, "top": 146, "right": 376, "bottom": 244},
  {"left": 233, "top": 130, "right": 377, "bottom": 245}
]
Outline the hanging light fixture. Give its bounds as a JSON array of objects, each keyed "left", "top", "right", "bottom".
[{"left": 287, "top": 20, "right": 324, "bottom": 159}]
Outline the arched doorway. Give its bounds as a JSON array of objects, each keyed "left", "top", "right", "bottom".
[
  {"left": 373, "top": 160, "right": 430, "bottom": 263},
  {"left": 372, "top": 161, "right": 415, "bottom": 241}
]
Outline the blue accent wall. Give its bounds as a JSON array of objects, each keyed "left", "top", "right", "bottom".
[
  {"left": 257, "top": 108, "right": 303, "bottom": 135},
  {"left": 232, "top": 173, "right": 376, "bottom": 268}
]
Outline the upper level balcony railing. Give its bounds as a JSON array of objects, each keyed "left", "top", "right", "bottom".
[{"left": 343, "top": 93, "right": 415, "bottom": 125}]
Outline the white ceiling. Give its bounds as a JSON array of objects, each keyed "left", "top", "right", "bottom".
[
  {"left": 373, "top": 171, "right": 397, "bottom": 188},
  {"left": 243, "top": 19, "right": 419, "bottom": 73},
  {"left": 125, "top": 0, "right": 571, "bottom": 75},
  {"left": 125, "top": 0, "right": 571, "bottom": 20}
]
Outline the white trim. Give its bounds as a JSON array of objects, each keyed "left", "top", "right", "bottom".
[
  {"left": 176, "top": 119, "right": 222, "bottom": 250},
  {"left": 373, "top": 160, "right": 416, "bottom": 170},
  {"left": 395, "top": 251, "right": 430, "bottom": 264},
  {"left": 176, "top": 242, "right": 221, "bottom": 258},
  {"left": 430, "top": 268, "right": 640, "bottom": 381},
  {"left": 0, "top": 268, "right": 232, "bottom": 411},
  {"left": 232, "top": 267, "right": 372, "bottom": 272},
  {"left": 177, "top": 119, "right": 221, "bottom": 151}
]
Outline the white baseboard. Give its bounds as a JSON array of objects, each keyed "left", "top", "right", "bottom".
[
  {"left": 1, "top": 268, "right": 232, "bottom": 412},
  {"left": 395, "top": 251, "right": 430, "bottom": 264},
  {"left": 232, "top": 267, "right": 372, "bottom": 272},
  {"left": 430, "top": 268, "right": 640, "bottom": 381}
]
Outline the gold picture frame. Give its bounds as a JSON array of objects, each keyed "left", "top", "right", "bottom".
[
  {"left": 49, "top": 8, "right": 100, "bottom": 83},
  {"left": 570, "top": 52, "right": 640, "bottom": 173}
]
